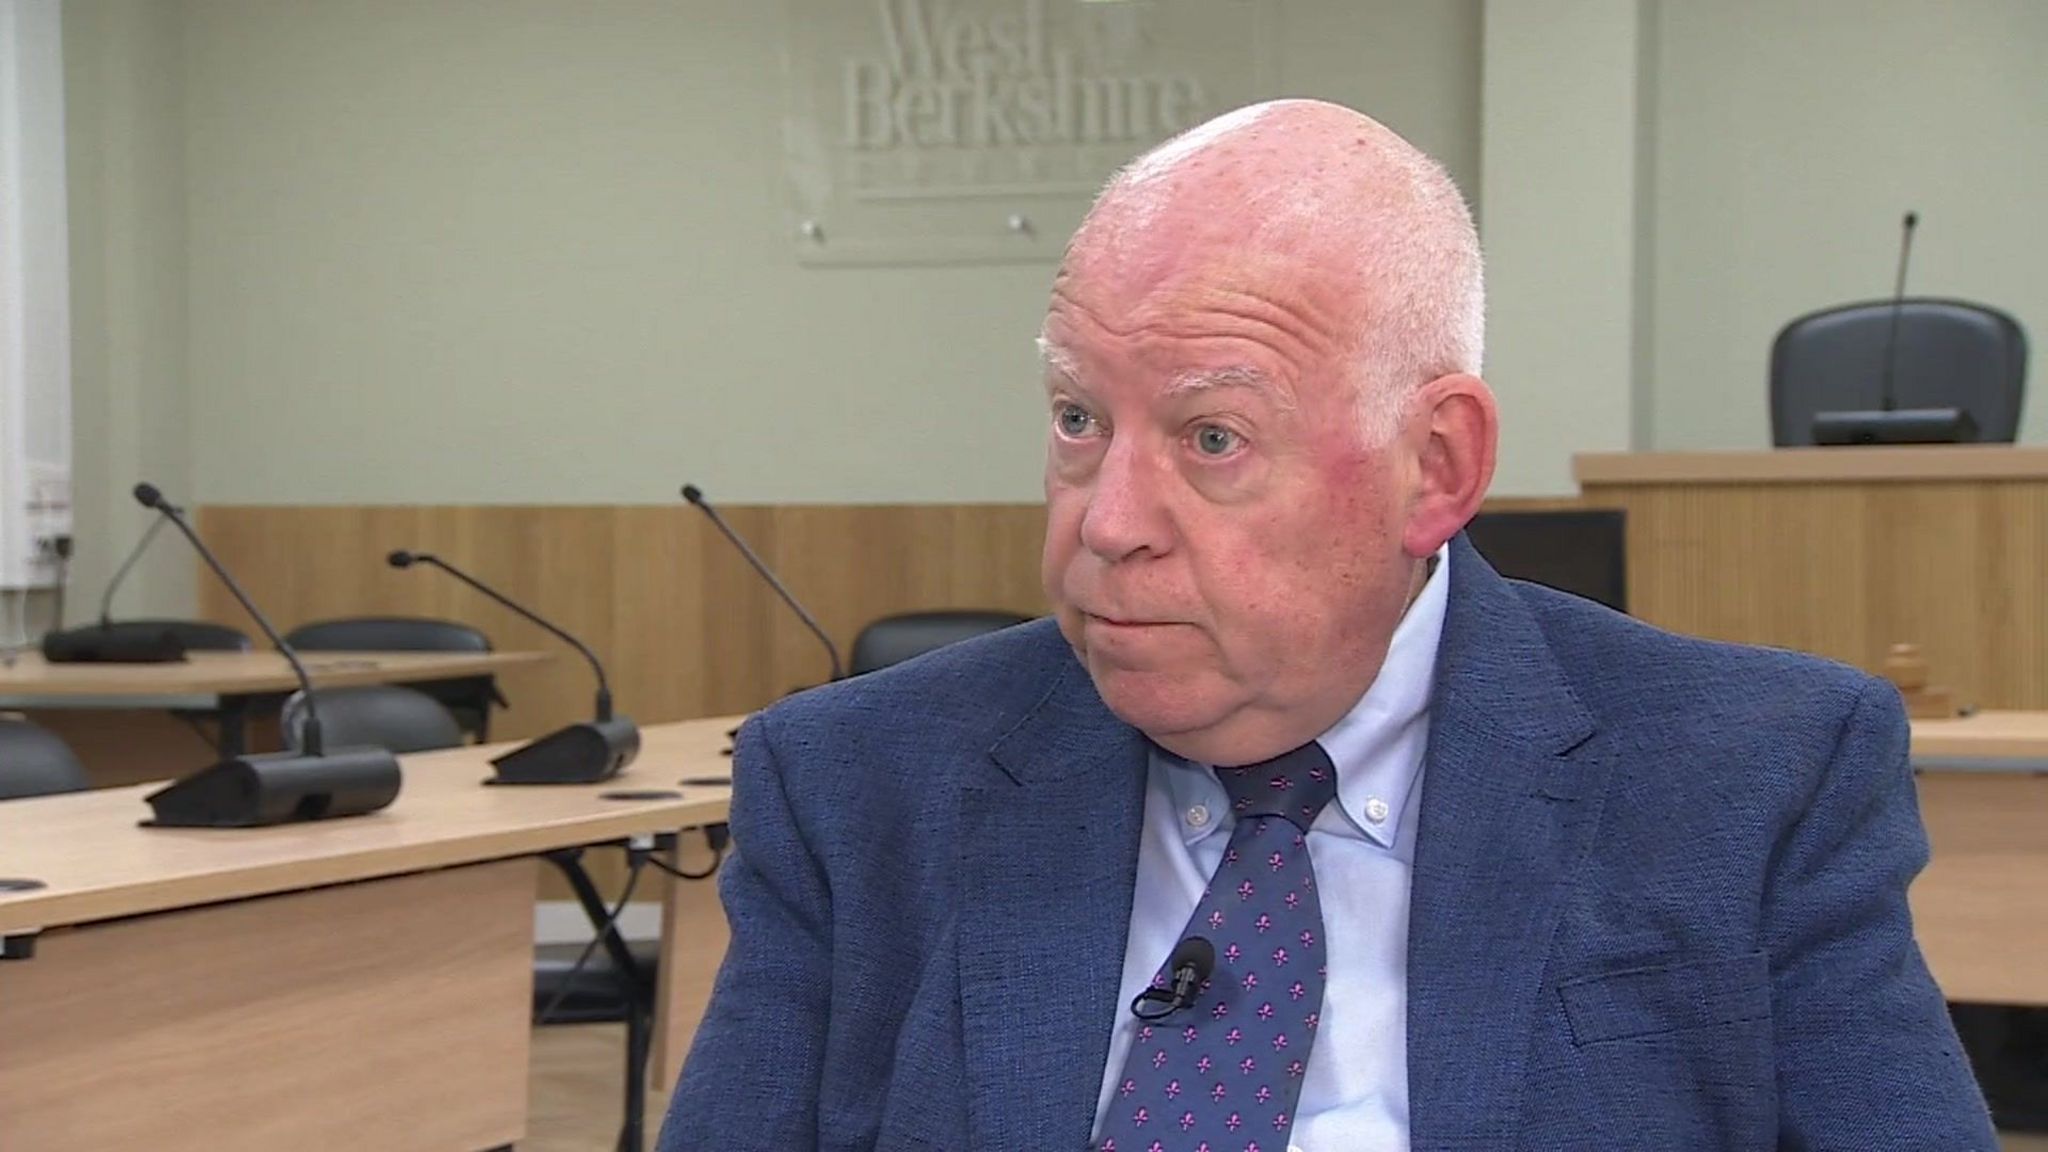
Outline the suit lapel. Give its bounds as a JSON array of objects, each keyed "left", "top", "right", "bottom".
[
  {"left": 959, "top": 662, "right": 1148, "bottom": 1152},
  {"left": 1408, "top": 536, "right": 1610, "bottom": 1152}
]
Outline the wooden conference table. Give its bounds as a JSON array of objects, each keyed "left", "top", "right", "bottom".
[
  {"left": 0, "top": 649, "right": 553, "bottom": 787},
  {"left": 1914, "top": 710, "right": 2048, "bottom": 773},
  {"left": 0, "top": 702, "right": 2038, "bottom": 1148},
  {"left": 1907, "top": 710, "right": 2048, "bottom": 1008},
  {"left": 0, "top": 714, "right": 738, "bottom": 1152}
]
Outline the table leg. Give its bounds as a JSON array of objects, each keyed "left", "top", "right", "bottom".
[
  {"left": 216, "top": 693, "right": 250, "bottom": 758},
  {"left": 545, "top": 848, "right": 654, "bottom": 1152}
]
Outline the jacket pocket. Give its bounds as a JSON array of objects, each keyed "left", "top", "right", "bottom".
[{"left": 1558, "top": 951, "right": 1770, "bottom": 1046}]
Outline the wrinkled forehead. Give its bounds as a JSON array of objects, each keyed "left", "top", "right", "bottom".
[{"left": 1043, "top": 225, "right": 1363, "bottom": 391}]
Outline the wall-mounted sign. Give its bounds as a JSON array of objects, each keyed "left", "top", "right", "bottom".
[{"left": 783, "top": 0, "right": 1277, "bottom": 266}]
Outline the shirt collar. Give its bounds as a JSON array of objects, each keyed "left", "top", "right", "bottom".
[{"left": 1160, "top": 544, "right": 1450, "bottom": 851}]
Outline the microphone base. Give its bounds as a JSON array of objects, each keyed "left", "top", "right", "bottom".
[
  {"left": 1810, "top": 407, "right": 1977, "bottom": 446},
  {"left": 488, "top": 717, "right": 641, "bottom": 785},
  {"left": 41, "top": 626, "right": 188, "bottom": 664},
  {"left": 142, "top": 747, "right": 403, "bottom": 828}
]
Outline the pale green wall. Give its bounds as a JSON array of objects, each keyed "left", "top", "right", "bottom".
[
  {"left": 63, "top": 0, "right": 193, "bottom": 622},
  {"left": 168, "top": 0, "right": 1480, "bottom": 507},
  {"left": 1480, "top": 0, "right": 2042, "bottom": 488},
  {"left": 60, "top": 1, "right": 2048, "bottom": 617},
  {"left": 1650, "top": 0, "right": 2046, "bottom": 448},
  {"left": 1480, "top": 0, "right": 1648, "bottom": 495}
]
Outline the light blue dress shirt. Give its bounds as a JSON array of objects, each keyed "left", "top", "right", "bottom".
[{"left": 1092, "top": 547, "right": 1450, "bottom": 1152}]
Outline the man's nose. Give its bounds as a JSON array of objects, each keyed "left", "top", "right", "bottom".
[{"left": 1078, "top": 437, "right": 1175, "bottom": 562}]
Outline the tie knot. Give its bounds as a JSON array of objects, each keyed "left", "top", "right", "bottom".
[{"left": 1215, "top": 741, "right": 1338, "bottom": 831}]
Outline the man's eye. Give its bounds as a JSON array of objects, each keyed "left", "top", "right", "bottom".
[
  {"left": 1056, "top": 404, "right": 1097, "bottom": 437},
  {"left": 1193, "top": 424, "right": 1242, "bottom": 456}
]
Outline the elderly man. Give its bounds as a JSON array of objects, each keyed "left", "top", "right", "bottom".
[{"left": 660, "top": 100, "right": 1994, "bottom": 1150}]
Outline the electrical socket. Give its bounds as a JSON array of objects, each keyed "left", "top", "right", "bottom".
[
  {"left": 26, "top": 464, "right": 71, "bottom": 539},
  {"left": 3, "top": 465, "right": 74, "bottom": 590}
]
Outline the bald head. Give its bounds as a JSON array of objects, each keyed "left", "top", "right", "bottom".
[
  {"left": 1055, "top": 99, "right": 1482, "bottom": 438},
  {"left": 1038, "top": 98, "right": 1498, "bottom": 764}
]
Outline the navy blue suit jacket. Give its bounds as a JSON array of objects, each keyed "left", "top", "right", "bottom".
[{"left": 658, "top": 537, "right": 1994, "bottom": 1150}]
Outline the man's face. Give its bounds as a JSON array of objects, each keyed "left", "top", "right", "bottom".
[{"left": 1040, "top": 253, "right": 1426, "bottom": 765}]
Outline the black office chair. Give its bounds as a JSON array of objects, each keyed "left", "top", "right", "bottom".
[
  {"left": 0, "top": 718, "right": 90, "bottom": 800},
  {"left": 285, "top": 616, "right": 507, "bottom": 741},
  {"left": 848, "top": 609, "right": 1035, "bottom": 676},
  {"left": 1955, "top": 1003, "right": 2048, "bottom": 1132},
  {"left": 279, "top": 684, "right": 466, "bottom": 755},
  {"left": 1769, "top": 299, "right": 2027, "bottom": 446},
  {"left": 1463, "top": 509, "right": 1628, "bottom": 613}
]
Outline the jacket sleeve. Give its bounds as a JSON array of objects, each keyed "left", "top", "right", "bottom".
[
  {"left": 1766, "top": 678, "right": 1997, "bottom": 1149},
  {"left": 657, "top": 711, "right": 833, "bottom": 1151}
]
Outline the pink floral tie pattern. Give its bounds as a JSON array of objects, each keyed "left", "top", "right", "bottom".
[{"left": 1096, "top": 743, "right": 1337, "bottom": 1152}]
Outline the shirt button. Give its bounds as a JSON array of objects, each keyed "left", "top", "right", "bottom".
[
  {"left": 1186, "top": 804, "right": 1211, "bottom": 829},
  {"left": 1364, "top": 796, "right": 1390, "bottom": 825}
]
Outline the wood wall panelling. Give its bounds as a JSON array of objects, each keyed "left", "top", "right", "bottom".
[
  {"left": 1584, "top": 478, "right": 2048, "bottom": 711},
  {"left": 193, "top": 504, "right": 1051, "bottom": 898},
  {"left": 195, "top": 504, "right": 1054, "bottom": 737}
]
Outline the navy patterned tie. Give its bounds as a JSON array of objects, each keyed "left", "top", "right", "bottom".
[{"left": 1096, "top": 742, "right": 1339, "bottom": 1152}]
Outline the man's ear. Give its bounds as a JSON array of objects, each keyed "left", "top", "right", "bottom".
[{"left": 1401, "top": 374, "right": 1498, "bottom": 558}]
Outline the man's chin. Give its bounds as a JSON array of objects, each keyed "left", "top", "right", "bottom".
[{"left": 1082, "top": 663, "right": 1232, "bottom": 745}]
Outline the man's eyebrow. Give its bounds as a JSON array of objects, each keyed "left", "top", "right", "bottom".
[
  {"left": 1164, "top": 366, "right": 1289, "bottom": 406},
  {"left": 1037, "top": 337, "right": 1082, "bottom": 385},
  {"left": 1037, "top": 343, "right": 1292, "bottom": 408}
]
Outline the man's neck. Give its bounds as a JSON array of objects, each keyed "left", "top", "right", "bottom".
[{"left": 1401, "top": 552, "right": 1439, "bottom": 613}]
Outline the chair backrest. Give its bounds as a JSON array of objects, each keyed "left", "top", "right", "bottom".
[
  {"left": 849, "top": 609, "right": 1034, "bottom": 676},
  {"left": 284, "top": 617, "right": 501, "bottom": 740},
  {"left": 0, "top": 719, "right": 90, "bottom": 800},
  {"left": 285, "top": 616, "right": 492, "bottom": 653},
  {"left": 281, "top": 685, "right": 465, "bottom": 755},
  {"left": 1462, "top": 509, "right": 1628, "bottom": 613},
  {"left": 1770, "top": 298, "right": 2027, "bottom": 446},
  {"left": 54, "top": 618, "right": 255, "bottom": 652}
]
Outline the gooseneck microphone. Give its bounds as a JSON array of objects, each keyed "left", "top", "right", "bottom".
[
  {"left": 131, "top": 481, "right": 402, "bottom": 827},
  {"left": 100, "top": 513, "right": 170, "bottom": 627},
  {"left": 1806, "top": 209, "right": 1974, "bottom": 445},
  {"left": 39, "top": 507, "right": 185, "bottom": 663},
  {"left": 387, "top": 549, "right": 639, "bottom": 784},
  {"left": 681, "top": 484, "right": 844, "bottom": 681},
  {"left": 388, "top": 550, "right": 615, "bottom": 722},
  {"left": 1877, "top": 209, "right": 1919, "bottom": 413},
  {"left": 1130, "top": 936, "right": 1216, "bottom": 1022},
  {"left": 136, "top": 483, "right": 327, "bottom": 754}
]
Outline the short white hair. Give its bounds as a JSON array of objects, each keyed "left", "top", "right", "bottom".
[{"left": 1343, "top": 142, "right": 1484, "bottom": 443}]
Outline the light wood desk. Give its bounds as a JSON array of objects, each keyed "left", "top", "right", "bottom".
[
  {"left": 0, "top": 715, "right": 736, "bottom": 1152},
  {"left": 1575, "top": 445, "right": 2048, "bottom": 710},
  {"left": 0, "top": 649, "right": 550, "bottom": 783},
  {"left": 0, "top": 649, "right": 548, "bottom": 701},
  {"left": 1914, "top": 710, "right": 2048, "bottom": 772},
  {"left": 1905, "top": 711, "right": 2048, "bottom": 1005},
  {"left": 1911, "top": 773, "right": 2048, "bottom": 1006}
]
